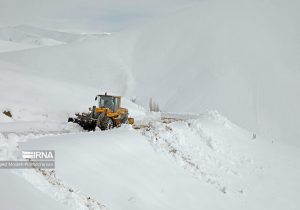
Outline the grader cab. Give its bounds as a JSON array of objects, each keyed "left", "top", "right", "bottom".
[{"left": 68, "top": 93, "right": 134, "bottom": 131}]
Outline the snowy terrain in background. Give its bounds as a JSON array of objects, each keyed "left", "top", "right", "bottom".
[
  {"left": 0, "top": 0, "right": 299, "bottom": 209},
  {"left": 0, "top": 0, "right": 299, "bottom": 145},
  {"left": 0, "top": 25, "right": 110, "bottom": 47}
]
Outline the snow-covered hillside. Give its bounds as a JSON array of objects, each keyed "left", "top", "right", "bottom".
[
  {"left": 0, "top": 39, "right": 38, "bottom": 52},
  {"left": 0, "top": 60, "right": 143, "bottom": 122},
  {"left": 0, "top": 0, "right": 299, "bottom": 209},
  {"left": 0, "top": 0, "right": 299, "bottom": 145},
  {"left": 128, "top": 0, "right": 300, "bottom": 146},
  {"left": 0, "top": 111, "right": 298, "bottom": 210},
  {"left": 0, "top": 25, "right": 110, "bottom": 47}
]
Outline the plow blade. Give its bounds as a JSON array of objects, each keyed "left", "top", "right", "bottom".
[{"left": 68, "top": 117, "right": 96, "bottom": 131}]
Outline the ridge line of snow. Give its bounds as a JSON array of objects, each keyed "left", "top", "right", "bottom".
[{"left": 14, "top": 168, "right": 107, "bottom": 210}]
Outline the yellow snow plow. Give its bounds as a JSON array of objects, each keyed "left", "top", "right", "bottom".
[{"left": 68, "top": 93, "right": 134, "bottom": 131}]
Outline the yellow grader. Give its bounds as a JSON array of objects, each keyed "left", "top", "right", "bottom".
[{"left": 68, "top": 93, "right": 134, "bottom": 131}]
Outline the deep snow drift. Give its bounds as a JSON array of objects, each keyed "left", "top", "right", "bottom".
[{"left": 19, "top": 114, "right": 300, "bottom": 210}]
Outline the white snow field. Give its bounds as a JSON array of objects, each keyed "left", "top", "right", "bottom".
[
  {"left": 0, "top": 25, "right": 110, "bottom": 47},
  {"left": 0, "top": 39, "right": 38, "bottom": 53},
  {"left": 0, "top": 170, "right": 69, "bottom": 210},
  {"left": 0, "top": 0, "right": 300, "bottom": 209},
  {"left": 15, "top": 113, "right": 300, "bottom": 210},
  {"left": 0, "top": 0, "right": 299, "bottom": 146}
]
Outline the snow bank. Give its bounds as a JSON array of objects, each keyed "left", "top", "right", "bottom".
[
  {"left": 18, "top": 113, "right": 300, "bottom": 210},
  {"left": 142, "top": 111, "right": 300, "bottom": 209},
  {"left": 21, "top": 127, "right": 228, "bottom": 210}
]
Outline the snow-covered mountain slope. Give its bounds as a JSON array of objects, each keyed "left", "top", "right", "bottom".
[
  {"left": 18, "top": 113, "right": 300, "bottom": 210},
  {"left": 0, "top": 36, "right": 136, "bottom": 97},
  {"left": 0, "top": 0, "right": 298, "bottom": 145},
  {"left": 0, "top": 60, "right": 143, "bottom": 122},
  {"left": 0, "top": 39, "right": 38, "bottom": 52},
  {"left": 0, "top": 0, "right": 299, "bottom": 209},
  {"left": 1, "top": 56, "right": 298, "bottom": 209},
  {"left": 0, "top": 59, "right": 143, "bottom": 209},
  {"left": 128, "top": 0, "right": 300, "bottom": 145},
  {"left": 0, "top": 25, "right": 110, "bottom": 49},
  {"left": 0, "top": 0, "right": 197, "bottom": 32}
]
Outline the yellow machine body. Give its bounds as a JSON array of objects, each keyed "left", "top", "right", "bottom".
[{"left": 69, "top": 93, "right": 134, "bottom": 131}]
